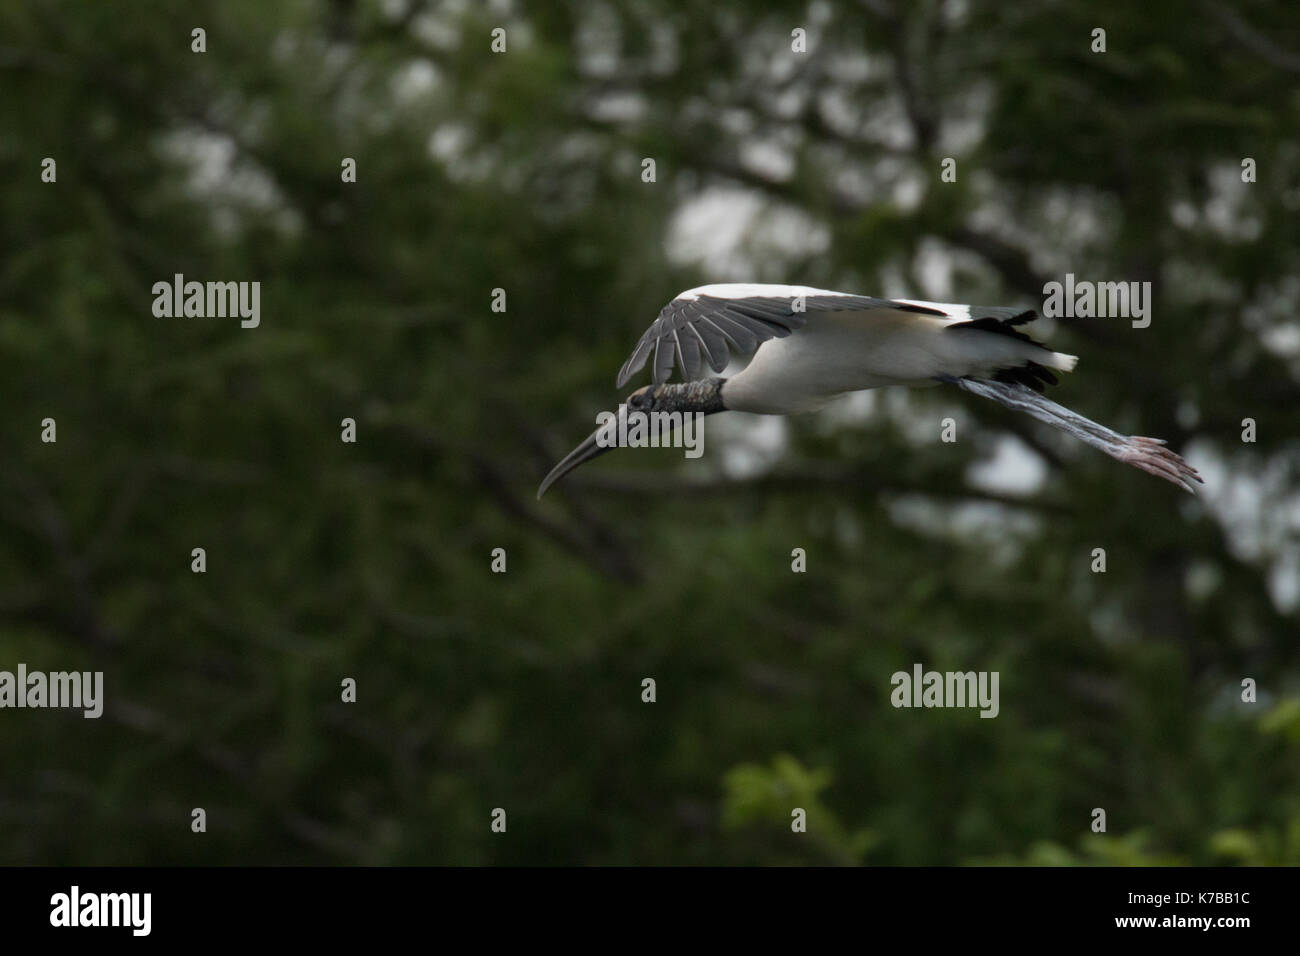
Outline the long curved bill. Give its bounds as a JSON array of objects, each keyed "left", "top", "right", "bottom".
[{"left": 537, "top": 411, "right": 623, "bottom": 499}]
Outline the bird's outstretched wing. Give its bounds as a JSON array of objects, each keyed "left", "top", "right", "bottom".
[{"left": 616, "top": 285, "right": 950, "bottom": 387}]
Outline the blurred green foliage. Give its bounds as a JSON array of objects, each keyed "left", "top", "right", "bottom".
[
  {"left": 1, "top": 0, "right": 1298, "bottom": 864},
  {"left": 723, "top": 754, "right": 878, "bottom": 864}
]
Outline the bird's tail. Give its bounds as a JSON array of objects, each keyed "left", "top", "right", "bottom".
[
  {"left": 955, "top": 377, "right": 1202, "bottom": 493},
  {"left": 943, "top": 316, "right": 1077, "bottom": 392},
  {"left": 1041, "top": 351, "right": 1079, "bottom": 372}
]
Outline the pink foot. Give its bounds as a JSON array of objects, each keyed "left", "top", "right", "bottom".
[{"left": 1117, "top": 437, "right": 1203, "bottom": 494}]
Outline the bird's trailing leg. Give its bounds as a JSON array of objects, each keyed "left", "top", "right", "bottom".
[{"left": 953, "top": 378, "right": 1203, "bottom": 493}]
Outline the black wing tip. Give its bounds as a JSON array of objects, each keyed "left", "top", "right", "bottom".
[
  {"left": 947, "top": 316, "right": 1048, "bottom": 349},
  {"left": 894, "top": 302, "right": 950, "bottom": 316},
  {"left": 993, "top": 361, "right": 1059, "bottom": 392}
]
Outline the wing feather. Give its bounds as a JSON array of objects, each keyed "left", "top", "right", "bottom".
[
  {"left": 616, "top": 286, "right": 957, "bottom": 386},
  {"left": 685, "top": 323, "right": 724, "bottom": 373}
]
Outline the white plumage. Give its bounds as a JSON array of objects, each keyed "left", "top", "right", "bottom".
[{"left": 722, "top": 305, "right": 1077, "bottom": 414}]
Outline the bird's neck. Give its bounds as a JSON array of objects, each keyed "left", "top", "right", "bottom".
[{"left": 655, "top": 378, "right": 728, "bottom": 415}]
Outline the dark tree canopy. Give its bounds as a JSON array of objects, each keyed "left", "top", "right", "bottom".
[{"left": 0, "top": 0, "right": 1297, "bottom": 865}]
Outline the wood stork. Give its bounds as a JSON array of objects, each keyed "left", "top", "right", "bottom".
[{"left": 537, "top": 284, "right": 1201, "bottom": 498}]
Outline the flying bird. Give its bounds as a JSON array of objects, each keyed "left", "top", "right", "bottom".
[{"left": 537, "top": 284, "right": 1201, "bottom": 498}]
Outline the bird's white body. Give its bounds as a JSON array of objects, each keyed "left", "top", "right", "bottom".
[{"left": 679, "top": 287, "right": 1078, "bottom": 415}]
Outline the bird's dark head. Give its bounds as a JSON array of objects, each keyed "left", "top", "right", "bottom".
[
  {"left": 537, "top": 378, "right": 727, "bottom": 498},
  {"left": 627, "top": 378, "right": 727, "bottom": 416},
  {"left": 627, "top": 384, "right": 657, "bottom": 413}
]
